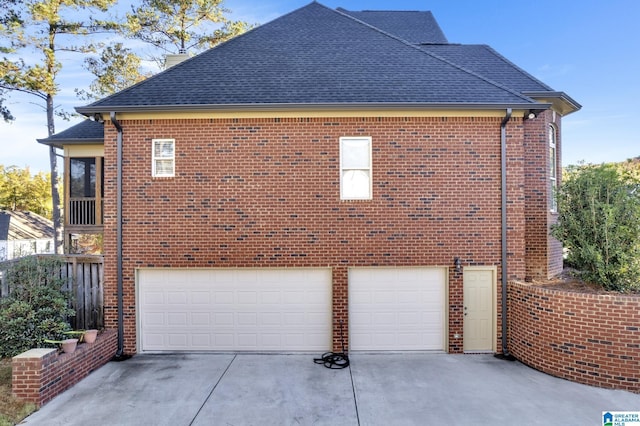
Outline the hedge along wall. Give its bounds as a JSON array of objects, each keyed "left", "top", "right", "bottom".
[{"left": 508, "top": 282, "right": 639, "bottom": 393}]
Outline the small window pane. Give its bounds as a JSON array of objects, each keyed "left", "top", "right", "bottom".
[
  {"left": 154, "top": 140, "right": 174, "bottom": 157},
  {"left": 154, "top": 160, "right": 174, "bottom": 176},
  {"left": 341, "top": 170, "right": 370, "bottom": 199},
  {"left": 342, "top": 139, "right": 370, "bottom": 168}
]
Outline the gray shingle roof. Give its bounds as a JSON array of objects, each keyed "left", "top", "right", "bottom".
[
  {"left": 336, "top": 8, "right": 448, "bottom": 44},
  {"left": 77, "top": 2, "right": 540, "bottom": 114},
  {"left": 419, "top": 44, "right": 552, "bottom": 93},
  {"left": 0, "top": 210, "right": 54, "bottom": 241},
  {"left": 37, "top": 119, "right": 104, "bottom": 148}
]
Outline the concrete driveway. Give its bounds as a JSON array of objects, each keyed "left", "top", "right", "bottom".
[{"left": 22, "top": 353, "right": 640, "bottom": 425}]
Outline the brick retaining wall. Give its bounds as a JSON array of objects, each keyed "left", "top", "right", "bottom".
[
  {"left": 508, "top": 282, "right": 639, "bottom": 393},
  {"left": 12, "top": 329, "right": 117, "bottom": 406}
]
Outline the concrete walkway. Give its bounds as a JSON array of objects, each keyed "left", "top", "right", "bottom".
[{"left": 22, "top": 353, "right": 640, "bottom": 425}]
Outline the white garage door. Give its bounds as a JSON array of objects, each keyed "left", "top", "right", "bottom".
[
  {"left": 138, "top": 268, "right": 331, "bottom": 352},
  {"left": 349, "top": 267, "right": 446, "bottom": 351}
]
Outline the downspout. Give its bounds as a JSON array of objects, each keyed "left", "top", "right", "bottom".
[
  {"left": 110, "top": 112, "right": 125, "bottom": 358},
  {"left": 500, "top": 108, "right": 512, "bottom": 357}
]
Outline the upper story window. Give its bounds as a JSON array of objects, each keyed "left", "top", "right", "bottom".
[
  {"left": 549, "top": 125, "right": 558, "bottom": 212},
  {"left": 340, "top": 136, "right": 372, "bottom": 200},
  {"left": 152, "top": 139, "right": 175, "bottom": 177}
]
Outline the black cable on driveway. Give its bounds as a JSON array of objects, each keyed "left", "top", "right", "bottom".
[{"left": 188, "top": 354, "right": 237, "bottom": 426}]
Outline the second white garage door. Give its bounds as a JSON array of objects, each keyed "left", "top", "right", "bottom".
[
  {"left": 138, "top": 268, "right": 331, "bottom": 352},
  {"left": 349, "top": 267, "right": 446, "bottom": 351}
]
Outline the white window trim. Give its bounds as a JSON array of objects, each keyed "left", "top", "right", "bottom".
[
  {"left": 549, "top": 125, "right": 558, "bottom": 212},
  {"left": 340, "top": 136, "right": 372, "bottom": 200},
  {"left": 152, "top": 138, "right": 175, "bottom": 177}
]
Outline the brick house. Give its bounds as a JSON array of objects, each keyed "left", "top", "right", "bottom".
[{"left": 40, "top": 3, "right": 579, "bottom": 355}]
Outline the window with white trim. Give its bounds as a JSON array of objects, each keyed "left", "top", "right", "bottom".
[
  {"left": 549, "top": 125, "right": 558, "bottom": 212},
  {"left": 152, "top": 139, "right": 175, "bottom": 177},
  {"left": 340, "top": 137, "right": 372, "bottom": 200}
]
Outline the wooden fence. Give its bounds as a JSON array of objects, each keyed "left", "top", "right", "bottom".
[{"left": 0, "top": 254, "right": 104, "bottom": 330}]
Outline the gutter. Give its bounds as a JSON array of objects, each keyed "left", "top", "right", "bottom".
[
  {"left": 500, "top": 108, "right": 512, "bottom": 357},
  {"left": 110, "top": 112, "right": 125, "bottom": 358}
]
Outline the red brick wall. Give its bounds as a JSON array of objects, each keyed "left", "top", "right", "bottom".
[
  {"left": 523, "top": 110, "right": 563, "bottom": 280},
  {"left": 12, "top": 330, "right": 117, "bottom": 406},
  {"left": 102, "top": 115, "right": 530, "bottom": 353},
  {"left": 509, "top": 282, "right": 640, "bottom": 393}
]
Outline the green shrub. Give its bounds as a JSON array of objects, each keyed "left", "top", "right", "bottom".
[
  {"left": 552, "top": 163, "right": 640, "bottom": 292},
  {"left": 0, "top": 256, "right": 75, "bottom": 357}
]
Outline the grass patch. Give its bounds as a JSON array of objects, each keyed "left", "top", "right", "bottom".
[{"left": 0, "top": 358, "right": 37, "bottom": 426}]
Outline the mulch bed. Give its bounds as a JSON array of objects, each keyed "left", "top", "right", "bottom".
[{"left": 526, "top": 268, "right": 637, "bottom": 295}]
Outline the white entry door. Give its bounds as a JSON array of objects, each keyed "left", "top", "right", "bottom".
[
  {"left": 463, "top": 267, "right": 496, "bottom": 353},
  {"left": 138, "top": 268, "right": 332, "bottom": 352},
  {"left": 349, "top": 267, "right": 446, "bottom": 351}
]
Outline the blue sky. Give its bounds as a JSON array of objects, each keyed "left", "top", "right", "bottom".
[{"left": 2, "top": 0, "right": 639, "bottom": 173}]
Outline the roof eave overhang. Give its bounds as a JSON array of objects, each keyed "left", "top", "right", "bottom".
[
  {"left": 523, "top": 92, "right": 581, "bottom": 116},
  {"left": 76, "top": 102, "right": 551, "bottom": 115},
  {"left": 36, "top": 138, "right": 104, "bottom": 149}
]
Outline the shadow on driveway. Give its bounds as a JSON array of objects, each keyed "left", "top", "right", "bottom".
[{"left": 22, "top": 353, "right": 640, "bottom": 425}]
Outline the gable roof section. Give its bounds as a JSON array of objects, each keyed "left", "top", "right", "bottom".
[
  {"left": 0, "top": 210, "right": 54, "bottom": 241},
  {"left": 419, "top": 44, "right": 552, "bottom": 93},
  {"left": 37, "top": 119, "right": 104, "bottom": 148},
  {"left": 336, "top": 8, "right": 448, "bottom": 44},
  {"left": 77, "top": 2, "right": 541, "bottom": 115}
]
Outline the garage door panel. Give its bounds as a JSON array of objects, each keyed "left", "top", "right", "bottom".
[
  {"left": 351, "top": 334, "right": 371, "bottom": 348},
  {"left": 351, "top": 312, "right": 372, "bottom": 325},
  {"left": 306, "top": 312, "right": 327, "bottom": 325},
  {"left": 260, "top": 312, "right": 281, "bottom": 325},
  {"left": 237, "top": 312, "right": 257, "bottom": 325},
  {"left": 139, "top": 268, "right": 331, "bottom": 352},
  {"left": 373, "top": 333, "right": 395, "bottom": 346},
  {"left": 237, "top": 334, "right": 257, "bottom": 347},
  {"left": 191, "top": 334, "right": 211, "bottom": 347},
  {"left": 261, "top": 291, "right": 281, "bottom": 304},
  {"left": 374, "top": 312, "right": 394, "bottom": 325},
  {"left": 238, "top": 291, "right": 258, "bottom": 304},
  {"left": 167, "top": 313, "right": 187, "bottom": 326},
  {"left": 144, "top": 312, "right": 165, "bottom": 326},
  {"left": 191, "top": 313, "right": 211, "bottom": 326},
  {"left": 398, "top": 312, "right": 420, "bottom": 324},
  {"left": 283, "top": 312, "right": 304, "bottom": 324},
  {"left": 191, "top": 292, "right": 210, "bottom": 304},
  {"left": 349, "top": 267, "right": 446, "bottom": 351}
]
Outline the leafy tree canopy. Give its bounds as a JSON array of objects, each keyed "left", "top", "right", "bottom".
[
  {"left": 76, "top": 42, "right": 153, "bottom": 101},
  {"left": 126, "top": 0, "right": 251, "bottom": 54},
  {"left": 0, "top": 165, "right": 53, "bottom": 218},
  {"left": 0, "top": 0, "right": 117, "bottom": 252},
  {"left": 552, "top": 162, "right": 640, "bottom": 292},
  {"left": 80, "top": 0, "right": 251, "bottom": 99}
]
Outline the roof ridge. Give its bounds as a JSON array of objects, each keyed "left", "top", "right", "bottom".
[{"left": 332, "top": 7, "right": 537, "bottom": 104}]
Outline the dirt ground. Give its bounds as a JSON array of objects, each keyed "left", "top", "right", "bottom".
[{"left": 525, "top": 268, "right": 633, "bottom": 294}]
